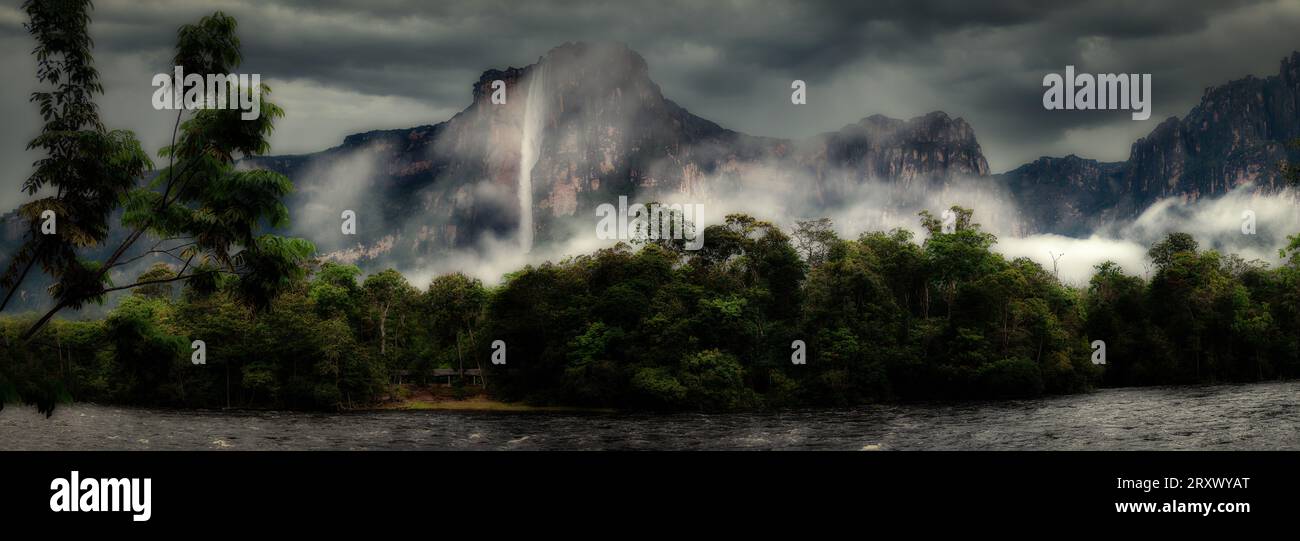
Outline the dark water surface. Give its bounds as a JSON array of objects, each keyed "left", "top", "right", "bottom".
[{"left": 3, "top": 381, "right": 1299, "bottom": 450}]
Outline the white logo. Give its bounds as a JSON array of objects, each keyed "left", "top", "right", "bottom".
[
  {"left": 1043, "top": 66, "right": 1151, "bottom": 121},
  {"left": 595, "top": 196, "right": 705, "bottom": 250},
  {"left": 491, "top": 80, "right": 507, "bottom": 104},
  {"left": 40, "top": 209, "right": 56, "bottom": 235},
  {"left": 1241, "top": 210, "right": 1256, "bottom": 235},
  {"left": 941, "top": 209, "right": 957, "bottom": 234},
  {"left": 152, "top": 66, "right": 261, "bottom": 120},
  {"left": 491, "top": 340, "right": 507, "bottom": 365},
  {"left": 791, "top": 80, "right": 806, "bottom": 105},
  {"left": 50, "top": 471, "right": 151, "bottom": 522},
  {"left": 1091, "top": 340, "right": 1107, "bottom": 365},
  {"left": 341, "top": 210, "right": 357, "bottom": 235},
  {"left": 191, "top": 339, "right": 206, "bottom": 365}
]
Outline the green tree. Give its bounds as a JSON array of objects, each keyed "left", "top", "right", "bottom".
[
  {"left": 362, "top": 269, "right": 415, "bottom": 358},
  {"left": 3, "top": 8, "right": 313, "bottom": 347},
  {"left": 1148, "top": 232, "right": 1198, "bottom": 271},
  {"left": 308, "top": 261, "right": 361, "bottom": 319},
  {"left": 133, "top": 263, "right": 178, "bottom": 300},
  {"left": 792, "top": 218, "right": 837, "bottom": 267},
  {"left": 919, "top": 206, "right": 999, "bottom": 319},
  {"left": 426, "top": 272, "right": 487, "bottom": 382},
  {"left": 678, "top": 349, "right": 749, "bottom": 410},
  {"left": 0, "top": 0, "right": 152, "bottom": 316},
  {"left": 100, "top": 296, "right": 188, "bottom": 405}
]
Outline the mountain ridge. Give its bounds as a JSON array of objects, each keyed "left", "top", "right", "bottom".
[
  {"left": 3, "top": 43, "right": 1298, "bottom": 303},
  {"left": 998, "top": 51, "right": 1300, "bottom": 233},
  {"left": 242, "top": 42, "right": 996, "bottom": 263},
  {"left": 245, "top": 45, "right": 1298, "bottom": 251}
]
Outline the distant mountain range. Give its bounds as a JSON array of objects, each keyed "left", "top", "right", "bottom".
[
  {"left": 242, "top": 42, "right": 998, "bottom": 264},
  {"left": 1001, "top": 51, "right": 1300, "bottom": 235},
  {"left": 244, "top": 42, "right": 1299, "bottom": 258},
  {"left": 3, "top": 42, "right": 1298, "bottom": 306}
]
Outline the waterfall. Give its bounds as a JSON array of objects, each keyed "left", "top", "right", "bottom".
[{"left": 517, "top": 64, "right": 546, "bottom": 252}]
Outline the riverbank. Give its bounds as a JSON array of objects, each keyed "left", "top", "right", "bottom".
[{"left": 373, "top": 385, "right": 615, "bottom": 413}]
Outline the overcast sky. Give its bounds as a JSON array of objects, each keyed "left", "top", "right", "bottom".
[{"left": 2, "top": 0, "right": 1299, "bottom": 213}]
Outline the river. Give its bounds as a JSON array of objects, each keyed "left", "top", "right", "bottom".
[{"left": 3, "top": 381, "right": 1298, "bottom": 450}]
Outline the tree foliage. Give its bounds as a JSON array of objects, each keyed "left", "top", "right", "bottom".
[
  {"left": 1, "top": 6, "right": 312, "bottom": 348},
  {"left": 6, "top": 208, "right": 1300, "bottom": 412}
]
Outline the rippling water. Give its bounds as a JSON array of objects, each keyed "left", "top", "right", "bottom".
[{"left": 3, "top": 381, "right": 1299, "bottom": 450}]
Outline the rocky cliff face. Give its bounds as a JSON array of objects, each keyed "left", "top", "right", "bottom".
[
  {"left": 244, "top": 42, "right": 990, "bottom": 266},
  {"left": 998, "top": 155, "right": 1126, "bottom": 236},
  {"left": 1127, "top": 52, "right": 1300, "bottom": 202},
  {"left": 246, "top": 43, "right": 790, "bottom": 265},
  {"left": 999, "top": 52, "right": 1300, "bottom": 232},
  {"left": 794, "top": 112, "right": 990, "bottom": 206}
]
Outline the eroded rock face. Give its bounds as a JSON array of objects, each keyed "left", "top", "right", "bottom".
[
  {"left": 231, "top": 46, "right": 1300, "bottom": 268},
  {"left": 999, "top": 52, "right": 1300, "bottom": 233},
  {"left": 997, "top": 155, "right": 1127, "bottom": 236},
  {"left": 1125, "top": 53, "right": 1300, "bottom": 203},
  {"left": 794, "top": 112, "right": 991, "bottom": 208},
  {"left": 243, "top": 42, "right": 995, "bottom": 268}
]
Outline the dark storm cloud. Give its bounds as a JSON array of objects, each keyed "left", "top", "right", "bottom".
[
  {"left": 1, "top": 0, "right": 1270, "bottom": 105},
  {"left": 2, "top": 0, "right": 1299, "bottom": 212}
]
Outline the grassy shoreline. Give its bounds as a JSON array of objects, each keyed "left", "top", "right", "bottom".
[
  {"left": 375, "top": 396, "right": 614, "bottom": 413},
  {"left": 371, "top": 385, "right": 615, "bottom": 413}
]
